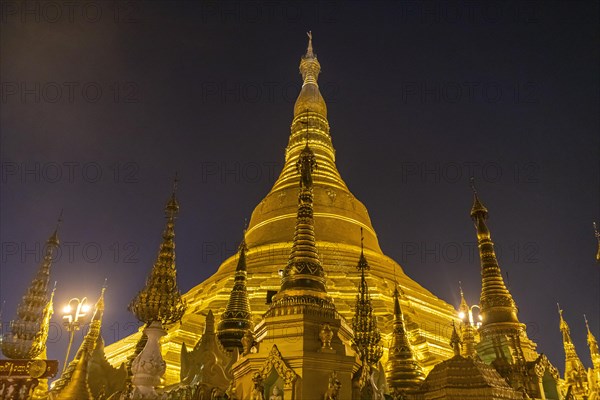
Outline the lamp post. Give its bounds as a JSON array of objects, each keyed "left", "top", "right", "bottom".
[{"left": 62, "top": 297, "right": 90, "bottom": 372}]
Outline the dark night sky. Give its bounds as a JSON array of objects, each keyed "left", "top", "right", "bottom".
[{"left": 1, "top": 1, "right": 599, "bottom": 373}]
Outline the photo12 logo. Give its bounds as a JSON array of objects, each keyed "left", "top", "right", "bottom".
[
  {"left": 1, "top": 161, "right": 140, "bottom": 184},
  {"left": 1, "top": 81, "right": 141, "bottom": 104}
]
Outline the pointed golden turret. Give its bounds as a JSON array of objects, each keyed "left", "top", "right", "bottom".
[
  {"left": 385, "top": 282, "right": 425, "bottom": 393},
  {"left": 469, "top": 178, "right": 519, "bottom": 327},
  {"left": 585, "top": 315, "right": 600, "bottom": 371},
  {"left": 129, "top": 177, "right": 186, "bottom": 325},
  {"left": 276, "top": 138, "right": 328, "bottom": 297},
  {"left": 2, "top": 224, "right": 59, "bottom": 359},
  {"left": 352, "top": 229, "right": 383, "bottom": 368},
  {"left": 51, "top": 287, "right": 106, "bottom": 396},
  {"left": 558, "top": 305, "right": 588, "bottom": 394},
  {"left": 217, "top": 232, "right": 254, "bottom": 352}
]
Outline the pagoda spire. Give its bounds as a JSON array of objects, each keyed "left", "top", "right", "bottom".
[
  {"left": 293, "top": 31, "right": 326, "bottom": 118},
  {"left": 352, "top": 229, "right": 383, "bottom": 370},
  {"left": 129, "top": 175, "right": 186, "bottom": 325},
  {"left": 51, "top": 286, "right": 106, "bottom": 396},
  {"left": 277, "top": 139, "right": 328, "bottom": 296},
  {"left": 2, "top": 219, "right": 60, "bottom": 359},
  {"left": 585, "top": 315, "right": 600, "bottom": 371},
  {"left": 557, "top": 305, "right": 588, "bottom": 393},
  {"left": 385, "top": 278, "right": 425, "bottom": 393},
  {"left": 217, "top": 230, "right": 254, "bottom": 352},
  {"left": 469, "top": 178, "right": 519, "bottom": 327}
]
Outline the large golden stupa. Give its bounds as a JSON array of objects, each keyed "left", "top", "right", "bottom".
[{"left": 105, "top": 34, "right": 459, "bottom": 384}]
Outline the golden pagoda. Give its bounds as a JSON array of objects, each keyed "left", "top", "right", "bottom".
[{"left": 105, "top": 30, "right": 459, "bottom": 387}]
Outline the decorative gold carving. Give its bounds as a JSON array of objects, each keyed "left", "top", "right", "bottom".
[
  {"left": 319, "top": 324, "right": 334, "bottom": 350},
  {"left": 257, "top": 345, "right": 298, "bottom": 388},
  {"left": 324, "top": 371, "right": 341, "bottom": 400},
  {"left": 251, "top": 372, "right": 265, "bottom": 400}
]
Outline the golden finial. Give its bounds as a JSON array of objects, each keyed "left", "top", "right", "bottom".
[
  {"left": 48, "top": 209, "right": 63, "bottom": 246},
  {"left": 294, "top": 31, "right": 326, "bottom": 118},
  {"left": 469, "top": 177, "right": 488, "bottom": 219},
  {"left": 585, "top": 314, "right": 591, "bottom": 332},
  {"left": 306, "top": 31, "right": 314, "bottom": 58},
  {"left": 594, "top": 222, "right": 600, "bottom": 263}
]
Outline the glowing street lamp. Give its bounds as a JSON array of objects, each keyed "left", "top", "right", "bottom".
[
  {"left": 459, "top": 304, "right": 482, "bottom": 328},
  {"left": 62, "top": 297, "right": 90, "bottom": 372}
]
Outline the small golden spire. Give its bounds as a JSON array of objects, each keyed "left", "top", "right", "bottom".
[
  {"left": 217, "top": 228, "right": 254, "bottom": 352},
  {"left": 129, "top": 176, "right": 186, "bottom": 325},
  {"left": 468, "top": 179, "right": 518, "bottom": 327},
  {"left": 557, "top": 305, "right": 587, "bottom": 392},
  {"left": 2, "top": 224, "right": 60, "bottom": 359},
  {"left": 352, "top": 229, "right": 383, "bottom": 368},
  {"left": 584, "top": 315, "right": 600, "bottom": 370},
  {"left": 277, "top": 140, "right": 326, "bottom": 295},
  {"left": 385, "top": 279, "right": 425, "bottom": 392},
  {"left": 594, "top": 222, "right": 600, "bottom": 263}
]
